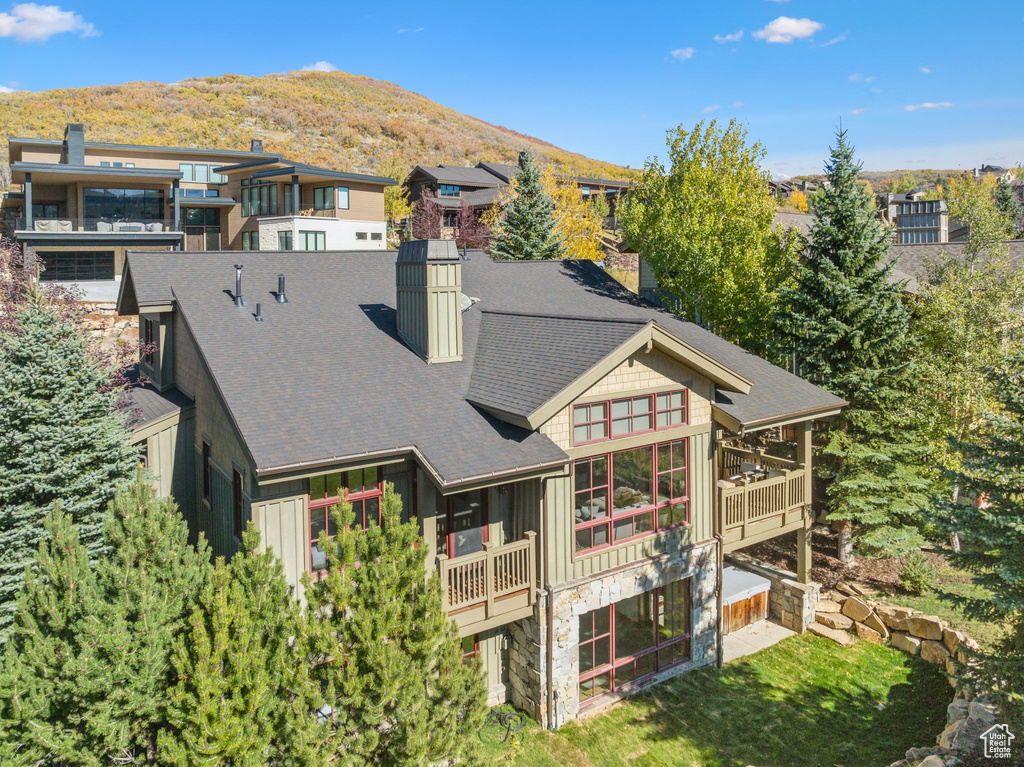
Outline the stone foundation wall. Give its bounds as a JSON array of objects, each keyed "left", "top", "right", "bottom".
[
  {"left": 510, "top": 539, "right": 718, "bottom": 729},
  {"left": 726, "top": 552, "right": 819, "bottom": 633}
]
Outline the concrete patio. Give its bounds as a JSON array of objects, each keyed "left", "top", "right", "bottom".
[{"left": 722, "top": 619, "right": 796, "bottom": 664}]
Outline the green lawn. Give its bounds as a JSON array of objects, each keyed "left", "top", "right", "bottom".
[{"left": 480, "top": 633, "right": 951, "bottom": 767}]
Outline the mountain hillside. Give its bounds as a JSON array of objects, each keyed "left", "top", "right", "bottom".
[{"left": 0, "top": 70, "right": 633, "bottom": 186}]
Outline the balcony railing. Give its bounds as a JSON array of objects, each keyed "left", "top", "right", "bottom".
[
  {"left": 720, "top": 444, "right": 798, "bottom": 476},
  {"left": 437, "top": 532, "right": 536, "bottom": 630},
  {"left": 16, "top": 217, "right": 183, "bottom": 234},
  {"left": 719, "top": 469, "right": 807, "bottom": 532}
]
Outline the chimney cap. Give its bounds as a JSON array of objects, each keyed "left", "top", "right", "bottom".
[
  {"left": 397, "top": 239, "right": 461, "bottom": 264},
  {"left": 251, "top": 138, "right": 264, "bottom": 153}
]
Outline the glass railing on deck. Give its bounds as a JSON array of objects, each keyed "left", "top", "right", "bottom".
[{"left": 16, "top": 217, "right": 184, "bottom": 233}]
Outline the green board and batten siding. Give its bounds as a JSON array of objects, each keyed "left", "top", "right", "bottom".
[{"left": 254, "top": 492, "right": 309, "bottom": 603}]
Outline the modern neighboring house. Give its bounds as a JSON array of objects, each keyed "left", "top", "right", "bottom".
[
  {"left": 891, "top": 199, "right": 949, "bottom": 244},
  {"left": 974, "top": 164, "right": 1015, "bottom": 182},
  {"left": 2, "top": 123, "right": 396, "bottom": 300},
  {"left": 116, "top": 240, "right": 844, "bottom": 728},
  {"left": 404, "top": 156, "right": 631, "bottom": 226}
]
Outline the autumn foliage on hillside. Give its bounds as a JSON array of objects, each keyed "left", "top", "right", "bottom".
[{"left": 0, "top": 71, "right": 632, "bottom": 186}]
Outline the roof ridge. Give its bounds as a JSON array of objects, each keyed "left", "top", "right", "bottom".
[{"left": 479, "top": 309, "right": 651, "bottom": 325}]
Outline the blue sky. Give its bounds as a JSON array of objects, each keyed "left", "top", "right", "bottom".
[{"left": 2, "top": 0, "right": 1022, "bottom": 176}]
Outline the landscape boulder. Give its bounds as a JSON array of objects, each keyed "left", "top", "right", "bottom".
[
  {"left": 907, "top": 614, "right": 944, "bottom": 641},
  {"left": 937, "top": 700, "right": 997, "bottom": 755},
  {"left": 863, "top": 612, "right": 890, "bottom": 639},
  {"left": 842, "top": 596, "right": 873, "bottom": 622},
  {"left": 816, "top": 612, "right": 853, "bottom": 631},
  {"left": 943, "top": 629, "right": 965, "bottom": 655},
  {"left": 920, "top": 639, "right": 951, "bottom": 666},
  {"left": 877, "top": 604, "right": 914, "bottom": 632},
  {"left": 815, "top": 599, "right": 842, "bottom": 614},
  {"left": 890, "top": 631, "right": 921, "bottom": 655},
  {"left": 809, "top": 622, "right": 856, "bottom": 646},
  {"left": 855, "top": 622, "right": 885, "bottom": 644}
]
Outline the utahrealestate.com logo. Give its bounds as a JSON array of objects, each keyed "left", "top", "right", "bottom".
[{"left": 980, "top": 724, "right": 1015, "bottom": 760}]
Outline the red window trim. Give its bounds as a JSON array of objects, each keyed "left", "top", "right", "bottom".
[
  {"left": 578, "top": 583, "right": 692, "bottom": 704},
  {"left": 573, "top": 438, "right": 691, "bottom": 556},
  {"left": 308, "top": 468, "right": 385, "bottom": 577},
  {"left": 572, "top": 389, "right": 689, "bottom": 447},
  {"left": 461, "top": 634, "right": 480, "bottom": 666}
]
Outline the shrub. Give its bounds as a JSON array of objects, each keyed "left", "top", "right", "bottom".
[{"left": 900, "top": 552, "right": 937, "bottom": 595}]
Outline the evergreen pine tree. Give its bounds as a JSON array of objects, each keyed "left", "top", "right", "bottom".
[
  {"left": 489, "top": 151, "right": 565, "bottom": 260},
  {"left": 304, "top": 484, "right": 487, "bottom": 766},
  {"left": 935, "top": 352, "right": 1024, "bottom": 726},
  {"left": 994, "top": 176, "right": 1024, "bottom": 237},
  {"left": 0, "top": 291, "right": 138, "bottom": 637},
  {"left": 0, "top": 475, "right": 212, "bottom": 763},
  {"left": 776, "top": 127, "right": 931, "bottom": 557},
  {"left": 160, "top": 527, "right": 328, "bottom": 766},
  {"left": 0, "top": 508, "right": 100, "bottom": 766}
]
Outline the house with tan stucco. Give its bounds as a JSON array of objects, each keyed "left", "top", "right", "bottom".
[{"left": 115, "top": 239, "right": 844, "bottom": 728}]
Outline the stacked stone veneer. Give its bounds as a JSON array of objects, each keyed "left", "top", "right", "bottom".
[
  {"left": 726, "top": 552, "right": 820, "bottom": 633},
  {"left": 509, "top": 539, "right": 718, "bottom": 729}
]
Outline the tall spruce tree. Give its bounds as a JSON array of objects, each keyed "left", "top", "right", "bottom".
[
  {"left": 0, "top": 476, "right": 212, "bottom": 763},
  {"left": 488, "top": 150, "right": 565, "bottom": 260},
  {"left": 303, "top": 484, "right": 487, "bottom": 767},
  {"left": 0, "top": 291, "right": 137, "bottom": 638},
  {"left": 935, "top": 352, "right": 1024, "bottom": 725},
  {"left": 160, "top": 527, "right": 328, "bottom": 766},
  {"left": 994, "top": 176, "right": 1024, "bottom": 237},
  {"left": 776, "top": 127, "right": 931, "bottom": 557}
]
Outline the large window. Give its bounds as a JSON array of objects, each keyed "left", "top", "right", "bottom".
[
  {"left": 336, "top": 186, "right": 350, "bottom": 210},
  {"left": 37, "top": 251, "right": 114, "bottom": 282},
  {"left": 314, "top": 186, "right": 334, "bottom": 210},
  {"left": 578, "top": 580, "right": 691, "bottom": 703},
  {"left": 573, "top": 390, "right": 688, "bottom": 446},
  {"left": 308, "top": 466, "right": 383, "bottom": 574},
  {"left": 574, "top": 439, "right": 689, "bottom": 553},
  {"left": 83, "top": 188, "right": 163, "bottom": 222},
  {"left": 31, "top": 203, "right": 60, "bottom": 219},
  {"left": 241, "top": 178, "right": 278, "bottom": 217},
  {"left": 300, "top": 230, "right": 326, "bottom": 250},
  {"left": 143, "top": 318, "right": 155, "bottom": 365},
  {"left": 438, "top": 184, "right": 460, "bottom": 197},
  {"left": 278, "top": 230, "right": 293, "bottom": 250},
  {"left": 241, "top": 231, "right": 256, "bottom": 251},
  {"left": 180, "top": 163, "right": 226, "bottom": 184}
]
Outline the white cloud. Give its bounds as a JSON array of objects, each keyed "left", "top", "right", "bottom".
[
  {"left": 397, "top": 26, "right": 424, "bottom": 33},
  {"left": 753, "top": 16, "right": 823, "bottom": 44},
  {"left": 713, "top": 29, "right": 743, "bottom": 43},
  {"left": 0, "top": 84, "right": 15, "bottom": 93},
  {"left": 851, "top": 108, "right": 867, "bottom": 115},
  {"left": 904, "top": 101, "right": 953, "bottom": 112},
  {"left": 732, "top": 100, "right": 744, "bottom": 108},
  {"left": 848, "top": 73, "right": 876, "bottom": 83},
  {"left": 920, "top": 66, "right": 931, "bottom": 74},
  {"left": 301, "top": 61, "right": 338, "bottom": 72},
  {"left": 670, "top": 47, "right": 696, "bottom": 61},
  {"left": 820, "top": 33, "right": 846, "bottom": 47},
  {"left": 0, "top": 3, "right": 96, "bottom": 42},
  {"left": 702, "top": 104, "right": 720, "bottom": 113}
]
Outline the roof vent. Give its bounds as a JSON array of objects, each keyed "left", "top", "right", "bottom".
[
  {"left": 275, "top": 273, "right": 288, "bottom": 303},
  {"left": 251, "top": 138, "right": 264, "bottom": 153},
  {"left": 396, "top": 240, "right": 463, "bottom": 363},
  {"left": 254, "top": 303, "right": 264, "bottom": 322},
  {"left": 233, "top": 264, "right": 245, "bottom": 307}
]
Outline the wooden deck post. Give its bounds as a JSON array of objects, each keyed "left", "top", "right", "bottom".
[{"left": 797, "top": 420, "right": 813, "bottom": 584}]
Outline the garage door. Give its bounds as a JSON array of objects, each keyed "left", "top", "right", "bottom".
[{"left": 37, "top": 251, "right": 115, "bottom": 282}]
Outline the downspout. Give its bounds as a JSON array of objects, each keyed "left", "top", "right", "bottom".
[{"left": 712, "top": 423, "right": 725, "bottom": 669}]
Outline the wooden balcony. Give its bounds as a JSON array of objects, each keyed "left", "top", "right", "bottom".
[
  {"left": 437, "top": 531, "right": 537, "bottom": 635},
  {"left": 718, "top": 446, "right": 810, "bottom": 553}
]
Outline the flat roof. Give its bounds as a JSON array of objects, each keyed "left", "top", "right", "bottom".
[{"left": 9, "top": 135, "right": 267, "bottom": 161}]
